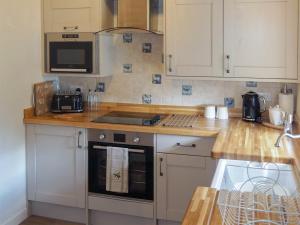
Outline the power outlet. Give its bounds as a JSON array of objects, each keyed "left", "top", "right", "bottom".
[{"left": 257, "top": 92, "right": 272, "bottom": 102}]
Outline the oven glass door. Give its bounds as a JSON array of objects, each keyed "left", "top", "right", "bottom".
[
  {"left": 88, "top": 142, "right": 154, "bottom": 201},
  {"left": 49, "top": 42, "right": 93, "bottom": 73}
]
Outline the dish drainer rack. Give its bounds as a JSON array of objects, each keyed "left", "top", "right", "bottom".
[{"left": 217, "top": 162, "right": 300, "bottom": 225}]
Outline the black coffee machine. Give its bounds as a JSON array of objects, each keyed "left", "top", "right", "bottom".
[{"left": 242, "top": 91, "right": 266, "bottom": 123}]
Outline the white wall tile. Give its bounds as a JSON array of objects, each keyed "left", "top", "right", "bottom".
[{"left": 59, "top": 33, "right": 297, "bottom": 108}]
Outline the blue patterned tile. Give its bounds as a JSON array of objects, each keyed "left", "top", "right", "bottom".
[
  {"left": 123, "top": 64, "right": 132, "bottom": 73},
  {"left": 224, "top": 97, "right": 235, "bottom": 108},
  {"left": 96, "top": 82, "right": 105, "bottom": 92},
  {"left": 123, "top": 33, "right": 133, "bottom": 43},
  {"left": 152, "top": 74, "right": 162, "bottom": 84},
  {"left": 143, "top": 43, "right": 152, "bottom": 53},
  {"left": 246, "top": 81, "right": 258, "bottom": 88},
  {"left": 182, "top": 85, "right": 192, "bottom": 96},
  {"left": 142, "top": 94, "right": 152, "bottom": 104}
]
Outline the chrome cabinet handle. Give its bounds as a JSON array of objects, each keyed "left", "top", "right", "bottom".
[
  {"left": 225, "top": 55, "right": 230, "bottom": 74},
  {"left": 64, "top": 26, "right": 79, "bottom": 31},
  {"left": 176, "top": 143, "right": 196, "bottom": 148},
  {"left": 77, "top": 131, "right": 83, "bottom": 149},
  {"left": 159, "top": 158, "right": 163, "bottom": 176},
  {"left": 168, "top": 54, "right": 173, "bottom": 73}
]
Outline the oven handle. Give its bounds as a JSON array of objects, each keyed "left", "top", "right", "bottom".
[{"left": 92, "top": 145, "right": 145, "bottom": 154}]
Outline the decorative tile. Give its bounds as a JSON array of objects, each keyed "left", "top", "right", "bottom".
[
  {"left": 152, "top": 74, "right": 162, "bottom": 84},
  {"left": 123, "top": 33, "right": 133, "bottom": 43},
  {"left": 96, "top": 82, "right": 105, "bottom": 92},
  {"left": 246, "top": 81, "right": 258, "bottom": 88},
  {"left": 123, "top": 64, "right": 132, "bottom": 73},
  {"left": 224, "top": 97, "right": 235, "bottom": 108},
  {"left": 143, "top": 43, "right": 152, "bottom": 53},
  {"left": 182, "top": 85, "right": 192, "bottom": 96},
  {"left": 142, "top": 94, "right": 152, "bottom": 104}
]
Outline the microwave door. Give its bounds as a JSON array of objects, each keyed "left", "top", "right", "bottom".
[{"left": 49, "top": 42, "right": 93, "bottom": 73}]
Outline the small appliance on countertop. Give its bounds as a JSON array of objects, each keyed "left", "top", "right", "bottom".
[
  {"left": 51, "top": 88, "right": 84, "bottom": 113},
  {"left": 242, "top": 91, "right": 266, "bottom": 123}
]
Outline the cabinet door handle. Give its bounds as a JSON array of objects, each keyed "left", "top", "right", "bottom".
[
  {"left": 64, "top": 26, "right": 79, "bottom": 31},
  {"left": 225, "top": 55, "right": 231, "bottom": 74},
  {"left": 77, "top": 131, "right": 83, "bottom": 149},
  {"left": 168, "top": 54, "right": 173, "bottom": 73},
  {"left": 176, "top": 143, "right": 196, "bottom": 148},
  {"left": 159, "top": 158, "right": 163, "bottom": 176}
]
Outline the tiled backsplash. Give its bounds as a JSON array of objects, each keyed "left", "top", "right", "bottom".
[{"left": 59, "top": 33, "right": 297, "bottom": 109}]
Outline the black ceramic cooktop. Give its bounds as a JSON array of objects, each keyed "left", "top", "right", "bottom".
[{"left": 92, "top": 111, "right": 165, "bottom": 126}]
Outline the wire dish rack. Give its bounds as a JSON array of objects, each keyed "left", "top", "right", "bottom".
[{"left": 217, "top": 162, "right": 300, "bottom": 225}]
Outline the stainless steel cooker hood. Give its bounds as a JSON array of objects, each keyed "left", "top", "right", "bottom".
[{"left": 102, "top": 0, "right": 163, "bottom": 34}]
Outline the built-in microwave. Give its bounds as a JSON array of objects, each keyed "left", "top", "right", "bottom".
[{"left": 45, "top": 33, "right": 98, "bottom": 74}]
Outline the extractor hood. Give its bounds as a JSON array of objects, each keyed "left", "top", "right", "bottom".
[{"left": 102, "top": 0, "right": 163, "bottom": 34}]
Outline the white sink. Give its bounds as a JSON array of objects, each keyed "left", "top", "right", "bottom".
[
  {"left": 211, "top": 159, "right": 300, "bottom": 225},
  {"left": 211, "top": 159, "right": 299, "bottom": 193}
]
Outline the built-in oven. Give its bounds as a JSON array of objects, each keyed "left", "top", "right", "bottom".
[
  {"left": 88, "top": 130, "right": 154, "bottom": 201},
  {"left": 46, "top": 33, "right": 98, "bottom": 74}
]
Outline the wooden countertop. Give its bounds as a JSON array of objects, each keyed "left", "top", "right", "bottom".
[
  {"left": 24, "top": 102, "right": 298, "bottom": 165},
  {"left": 181, "top": 187, "right": 224, "bottom": 225}
]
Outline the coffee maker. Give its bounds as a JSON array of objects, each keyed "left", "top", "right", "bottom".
[{"left": 242, "top": 91, "right": 266, "bottom": 123}]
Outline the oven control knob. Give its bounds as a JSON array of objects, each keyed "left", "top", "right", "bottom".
[
  {"left": 133, "top": 137, "right": 140, "bottom": 143},
  {"left": 99, "top": 134, "right": 106, "bottom": 140}
]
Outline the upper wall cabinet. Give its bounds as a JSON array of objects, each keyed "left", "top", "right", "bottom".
[
  {"left": 43, "top": 0, "right": 114, "bottom": 33},
  {"left": 165, "top": 0, "right": 224, "bottom": 77},
  {"left": 224, "top": 0, "right": 298, "bottom": 79}
]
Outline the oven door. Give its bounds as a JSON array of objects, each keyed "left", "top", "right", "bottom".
[
  {"left": 49, "top": 41, "right": 93, "bottom": 73},
  {"left": 88, "top": 142, "right": 154, "bottom": 201}
]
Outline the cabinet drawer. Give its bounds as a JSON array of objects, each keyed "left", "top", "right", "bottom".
[{"left": 156, "top": 135, "right": 215, "bottom": 157}]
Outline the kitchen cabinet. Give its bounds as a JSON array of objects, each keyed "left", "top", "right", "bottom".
[
  {"left": 165, "top": 0, "right": 223, "bottom": 77},
  {"left": 156, "top": 135, "right": 217, "bottom": 222},
  {"left": 43, "top": 0, "right": 114, "bottom": 33},
  {"left": 26, "top": 125, "right": 86, "bottom": 208},
  {"left": 224, "top": 0, "right": 298, "bottom": 79}
]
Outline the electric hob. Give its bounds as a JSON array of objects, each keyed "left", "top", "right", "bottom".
[{"left": 92, "top": 111, "right": 165, "bottom": 126}]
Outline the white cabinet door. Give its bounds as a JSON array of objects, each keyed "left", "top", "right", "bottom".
[
  {"left": 165, "top": 0, "right": 223, "bottom": 77},
  {"left": 43, "top": 0, "right": 100, "bottom": 33},
  {"left": 224, "top": 0, "right": 298, "bottom": 79},
  {"left": 157, "top": 153, "right": 216, "bottom": 222},
  {"left": 26, "top": 125, "right": 86, "bottom": 208}
]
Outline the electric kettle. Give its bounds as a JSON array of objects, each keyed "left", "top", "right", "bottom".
[{"left": 242, "top": 91, "right": 266, "bottom": 123}]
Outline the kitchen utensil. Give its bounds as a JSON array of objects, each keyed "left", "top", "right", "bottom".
[
  {"left": 242, "top": 91, "right": 266, "bottom": 123},
  {"left": 269, "top": 105, "right": 285, "bottom": 126},
  {"left": 217, "top": 106, "right": 229, "bottom": 120},
  {"left": 204, "top": 105, "right": 216, "bottom": 119}
]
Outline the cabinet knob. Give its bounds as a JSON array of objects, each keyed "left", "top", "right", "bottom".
[
  {"left": 133, "top": 137, "right": 140, "bottom": 143},
  {"left": 99, "top": 134, "right": 106, "bottom": 140}
]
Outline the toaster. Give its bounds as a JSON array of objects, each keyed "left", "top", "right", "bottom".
[{"left": 51, "top": 89, "right": 84, "bottom": 113}]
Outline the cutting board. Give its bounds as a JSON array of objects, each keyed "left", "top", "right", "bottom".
[{"left": 33, "top": 81, "right": 55, "bottom": 116}]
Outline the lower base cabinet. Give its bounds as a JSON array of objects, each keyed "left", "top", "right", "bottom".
[
  {"left": 157, "top": 153, "right": 216, "bottom": 222},
  {"left": 26, "top": 125, "right": 86, "bottom": 208}
]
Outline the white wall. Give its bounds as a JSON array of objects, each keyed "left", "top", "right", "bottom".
[{"left": 0, "top": 1, "right": 42, "bottom": 224}]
